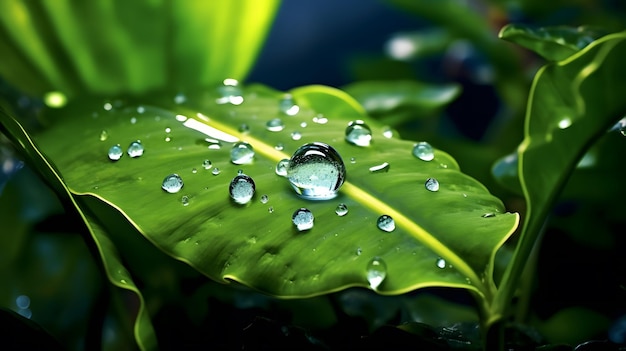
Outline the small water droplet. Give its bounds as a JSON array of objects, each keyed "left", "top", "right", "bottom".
[
  {"left": 108, "top": 144, "right": 123, "bottom": 161},
  {"left": 100, "top": 130, "right": 108, "bottom": 141},
  {"left": 268, "top": 206, "right": 274, "bottom": 213},
  {"left": 279, "top": 94, "right": 299, "bottom": 115},
  {"left": 287, "top": 142, "right": 346, "bottom": 200},
  {"left": 413, "top": 142, "right": 434, "bottom": 161},
  {"left": 266, "top": 118, "right": 285, "bottom": 132},
  {"left": 15, "top": 295, "right": 30, "bottom": 309},
  {"left": 366, "top": 257, "right": 387, "bottom": 290},
  {"left": 212, "top": 167, "right": 221, "bottom": 175},
  {"left": 335, "top": 203, "right": 348, "bottom": 216},
  {"left": 202, "top": 159, "right": 212, "bottom": 170},
  {"left": 558, "top": 117, "right": 572, "bottom": 129},
  {"left": 230, "top": 142, "right": 255, "bottom": 164},
  {"left": 239, "top": 123, "right": 250, "bottom": 133},
  {"left": 369, "top": 162, "right": 390, "bottom": 173},
  {"left": 425, "top": 178, "right": 439, "bottom": 192},
  {"left": 275, "top": 159, "right": 290, "bottom": 176},
  {"left": 274, "top": 143, "right": 284, "bottom": 151},
  {"left": 229, "top": 173, "right": 256, "bottom": 204},
  {"left": 130, "top": 117, "right": 137, "bottom": 124},
  {"left": 191, "top": 168, "right": 197, "bottom": 174},
  {"left": 237, "top": 169, "right": 244, "bottom": 175},
  {"left": 356, "top": 247, "right": 362, "bottom": 256},
  {"left": 291, "top": 131, "right": 302, "bottom": 141},
  {"left": 260, "top": 194, "right": 269, "bottom": 204},
  {"left": 174, "top": 93, "right": 186, "bottom": 104},
  {"left": 162, "top": 174, "right": 184, "bottom": 193},
  {"left": 382, "top": 127, "right": 393, "bottom": 138},
  {"left": 44, "top": 91, "right": 67, "bottom": 108},
  {"left": 313, "top": 115, "right": 328, "bottom": 124},
  {"left": 436, "top": 258, "right": 446, "bottom": 269},
  {"left": 300, "top": 122, "right": 307, "bottom": 128},
  {"left": 127, "top": 140, "right": 144, "bottom": 158},
  {"left": 377, "top": 215, "right": 395, "bottom": 232},
  {"left": 292, "top": 208, "right": 314, "bottom": 231},
  {"left": 103, "top": 102, "right": 113, "bottom": 111},
  {"left": 216, "top": 78, "right": 243, "bottom": 105},
  {"left": 482, "top": 212, "right": 496, "bottom": 218},
  {"left": 609, "top": 116, "right": 626, "bottom": 135},
  {"left": 165, "top": 127, "right": 171, "bottom": 133},
  {"left": 350, "top": 157, "right": 356, "bottom": 164},
  {"left": 137, "top": 106, "right": 145, "bottom": 114},
  {"left": 345, "top": 120, "right": 372, "bottom": 147},
  {"left": 181, "top": 195, "right": 190, "bottom": 206}
]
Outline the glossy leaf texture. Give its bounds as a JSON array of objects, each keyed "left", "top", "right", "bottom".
[
  {"left": 22, "top": 84, "right": 518, "bottom": 299},
  {"left": 498, "top": 24, "right": 609, "bottom": 61},
  {"left": 0, "top": 104, "right": 157, "bottom": 351},
  {"left": 0, "top": 0, "right": 280, "bottom": 97},
  {"left": 491, "top": 32, "right": 626, "bottom": 313}
]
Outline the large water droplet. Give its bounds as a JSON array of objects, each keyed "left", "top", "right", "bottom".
[
  {"left": 276, "top": 159, "right": 290, "bottom": 176},
  {"left": 413, "top": 142, "right": 434, "bottom": 161},
  {"left": 345, "top": 120, "right": 372, "bottom": 147},
  {"left": 366, "top": 257, "right": 387, "bottom": 290},
  {"left": 425, "top": 178, "right": 439, "bottom": 192},
  {"left": 202, "top": 159, "right": 212, "bottom": 170},
  {"left": 266, "top": 118, "right": 285, "bottom": 132},
  {"left": 287, "top": 142, "right": 346, "bottom": 200},
  {"left": 108, "top": 144, "right": 123, "bottom": 161},
  {"left": 335, "top": 203, "right": 348, "bottom": 216},
  {"left": 230, "top": 142, "right": 255, "bottom": 165},
  {"left": 279, "top": 94, "right": 299, "bottom": 115},
  {"left": 292, "top": 208, "right": 314, "bottom": 231},
  {"left": 127, "top": 140, "right": 144, "bottom": 158},
  {"left": 229, "top": 173, "right": 256, "bottom": 204},
  {"left": 377, "top": 215, "right": 395, "bottom": 232},
  {"left": 216, "top": 78, "right": 243, "bottom": 105},
  {"left": 162, "top": 174, "right": 184, "bottom": 193}
]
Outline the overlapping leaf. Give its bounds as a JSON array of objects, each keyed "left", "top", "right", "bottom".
[{"left": 21, "top": 84, "right": 518, "bottom": 299}]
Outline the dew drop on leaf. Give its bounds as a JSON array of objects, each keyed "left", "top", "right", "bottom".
[
  {"left": 369, "top": 162, "right": 390, "bottom": 173},
  {"left": 313, "top": 115, "right": 328, "bottom": 124},
  {"left": 425, "top": 178, "right": 440, "bottom": 192},
  {"left": 276, "top": 159, "right": 290, "bottom": 176},
  {"left": 127, "top": 140, "right": 144, "bottom": 158},
  {"left": 229, "top": 173, "right": 256, "bottom": 204},
  {"left": 268, "top": 206, "right": 274, "bottom": 213},
  {"left": 279, "top": 94, "right": 299, "bottom": 115},
  {"left": 202, "top": 159, "right": 212, "bottom": 170},
  {"left": 266, "top": 118, "right": 285, "bottom": 132},
  {"left": 292, "top": 208, "right": 314, "bottom": 231},
  {"left": 108, "top": 144, "right": 123, "bottom": 161},
  {"left": 377, "top": 215, "right": 395, "bottom": 232},
  {"left": 174, "top": 93, "right": 186, "bottom": 104},
  {"left": 287, "top": 142, "right": 346, "bottom": 200},
  {"left": 137, "top": 106, "right": 145, "bottom": 114},
  {"left": 216, "top": 78, "right": 243, "bottom": 105},
  {"left": 191, "top": 168, "right": 197, "bottom": 174},
  {"left": 345, "top": 120, "right": 372, "bottom": 147},
  {"left": 274, "top": 143, "right": 284, "bottom": 151},
  {"left": 436, "top": 257, "right": 446, "bottom": 269},
  {"left": 162, "top": 174, "right": 184, "bottom": 193},
  {"left": 212, "top": 167, "right": 221, "bottom": 176},
  {"left": 291, "top": 131, "right": 302, "bottom": 141},
  {"left": 230, "top": 141, "right": 255, "bottom": 165},
  {"left": 181, "top": 195, "right": 190, "bottom": 206},
  {"left": 238, "top": 123, "right": 250, "bottom": 133},
  {"left": 366, "top": 257, "right": 387, "bottom": 290},
  {"left": 335, "top": 203, "right": 348, "bottom": 216},
  {"left": 482, "top": 213, "right": 496, "bottom": 218},
  {"left": 382, "top": 127, "right": 393, "bottom": 138},
  {"left": 100, "top": 130, "right": 108, "bottom": 141},
  {"left": 260, "top": 194, "right": 269, "bottom": 204},
  {"left": 412, "top": 142, "right": 434, "bottom": 161}
]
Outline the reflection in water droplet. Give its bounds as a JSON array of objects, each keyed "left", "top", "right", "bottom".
[
  {"left": 229, "top": 174, "right": 256, "bottom": 204},
  {"left": 291, "top": 131, "right": 302, "bottom": 141},
  {"left": 216, "top": 78, "right": 244, "bottom": 105},
  {"left": 413, "top": 142, "right": 434, "bottom": 161},
  {"left": 369, "top": 162, "right": 390, "bottom": 173},
  {"left": 377, "top": 215, "right": 395, "bottom": 232},
  {"left": 276, "top": 159, "right": 289, "bottom": 176},
  {"left": 279, "top": 94, "right": 299, "bottom": 115},
  {"left": 100, "top": 130, "right": 108, "bottom": 141},
  {"left": 345, "top": 120, "right": 372, "bottom": 147},
  {"left": 162, "top": 174, "right": 184, "bottom": 193},
  {"left": 482, "top": 213, "right": 496, "bottom": 218},
  {"left": 212, "top": 167, "right": 221, "bottom": 175},
  {"left": 181, "top": 195, "right": 190, "bottom": 206},
  {"left": 266, "top": 118, "right": 285, "bottom": 132},
  {"left": 230, "top": 142, "right": 255, "bottom": 164},
  {"left": 275, "top": 143, "right": 284, "bottom": 151},
  {"left": 382, "top": 127, "right": 393, "bottom": 138},
  {"left": 313, "top": 115, "right": 328, "bottom": 124},
  {"left": 260, "top": 194, "right": 269, "bottom": 204},
  {"left": 292, "top": 208, "right": 314, "bottom": 231},
  {"left": 335, "top": 203, "right": 348, "bottom": 216},
  {"left": 108, "top": 144, "right": 123, "bottom": 161},
  {"left": 203, "top": 159, "right": 212, "bottom": 170},
  {"left": 366, "top": 257, "right": 387, "bottom": 290},
  {"left": 436, "top": 258, "right": 446, "bottom": 269},
  {"left": 287, "top": 142, "right": 346, "bottom": 200},
  {"left": 127, "top": 141, "right": 144, "bottom": 158},
  {"left": 425, "top": 178, "right": 439, "bottom": 192}
]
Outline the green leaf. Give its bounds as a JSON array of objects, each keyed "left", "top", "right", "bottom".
[
  {"left": 498, "top": 24, "right": 610, "bottom": 61},
  {"left": 0, "top": 105, "right": 157, "bottom": 351},
  {"left": 491, "top": 32, "right": 626, "bottom": 318},
  {"left": 0, "top": 0, "right": 280, "bottom": 97},
  {"left": 21, "top": 84, "right": 518, "bottom": 300},
  {"left": 343, "top": 80, "right": 461, "bottom": 117}
]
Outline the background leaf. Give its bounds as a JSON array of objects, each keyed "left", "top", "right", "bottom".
[
  {"left": 0, "top": 0, "right": 280, "bottom": 97},
  {"left": 25, "top": 84, "right": 518, "bottom": 299}
]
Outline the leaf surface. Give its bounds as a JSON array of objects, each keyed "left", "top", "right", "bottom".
[{"left": 23, "top": 85, "right": 518, "bottom": 298}]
